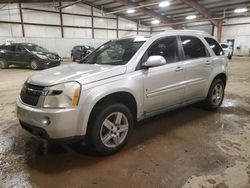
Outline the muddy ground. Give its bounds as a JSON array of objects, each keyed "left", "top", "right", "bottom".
[{"left": 0, "top": 57, "right": 250, "bottom": 188}]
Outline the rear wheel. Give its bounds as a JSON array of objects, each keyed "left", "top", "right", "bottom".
[
  {"left": 30, "top": 60, "right": 40, "bottom": 70},
  {"left": 0, "top": 59, "right": 8, "bottom": 69},
  {"left": 87, "top": 103, "right": 133, "bottom": 155},
  {"left": 204, "top": 79, "right": 225, "bottom": 110}
]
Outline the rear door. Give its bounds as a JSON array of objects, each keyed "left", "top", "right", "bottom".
[
  {"left": 179, "top": 36, "right": 211, "bottom": 101},
  {"left": 72, "top": 46, "right": 79, "bottom": 59},
  {"left": 142, "top": 36, "right": 185, "bottom": 112},
  {"left": 5, "top": 45, "right": 17, "bottom": 63},
  {"left": 75, "top": 46, "right": 82, "bottom": 60},
  {"left": 15, "top": 45, "right": 28, "bottom": 65}
]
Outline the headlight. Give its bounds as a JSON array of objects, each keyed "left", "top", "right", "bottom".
[
  {"left": 37, "top": 54, "right": 48, "bottom": 59},
  {"left": 43, "top": 82, "right": 81, "bottom": 108}
]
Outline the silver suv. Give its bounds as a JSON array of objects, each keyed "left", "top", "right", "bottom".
[{"left": 16, "top": 30, "right": 228, "bottom": 155}]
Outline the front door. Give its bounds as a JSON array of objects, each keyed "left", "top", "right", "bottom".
[{"left": 142, "top": 36, "right": 185, "bottom": 113}]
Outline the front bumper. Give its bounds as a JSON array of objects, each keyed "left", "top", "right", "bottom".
[
  {"left": 41, "top": 61, "right": 61, "bottom": 68},
  {"left": 16, "top": 97, "right": 84, "bottom": 141},
  {"left": 38, "top": 58, "right": 61, "bottom": 68}
]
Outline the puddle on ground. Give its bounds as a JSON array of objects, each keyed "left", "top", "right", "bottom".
[{"left": 0, "top": 97, "right": 250, "bottom": 188}]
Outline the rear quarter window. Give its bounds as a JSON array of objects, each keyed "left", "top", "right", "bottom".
[{"left": 205, "top": 37, "right": 224, "bottom": 56}]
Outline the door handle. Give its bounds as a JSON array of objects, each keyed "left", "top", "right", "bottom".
[
  {"left": 175, "top": 66, "right": 184, "bottom": 72},
  {"left": 205, "top": 60, "right": 211, "bottom": 65}
]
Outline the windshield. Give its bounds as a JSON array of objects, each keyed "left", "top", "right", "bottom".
[
  {"left": 24, "top": 44, "right": 49, "bottom": 52},
  {"left": 220, "top": 44, "right": 228, "bottom": 48},
  {"left": 80, "top": 37, "right": 147, "bottom": 65}
]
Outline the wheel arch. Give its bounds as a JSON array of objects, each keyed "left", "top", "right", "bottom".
[
  {"left": 212, "top": 73, "right": 227, "bottom": 87},
  {"left": 205, "top": 72, "right": 227, "bottom": 97},
  {"left": 88, "top": 91, "right": 138, "bottom": 122},
  {"left": 85, "top": 91, "right": 138, "bottom": 137}
]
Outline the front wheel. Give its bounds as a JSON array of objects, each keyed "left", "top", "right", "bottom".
[
  {"left": 87, "top": 103, "right": 133, "bottom": 155},
  {"left": 0, "top": 59, "right": 8, "bottom": 69},
  {"left": 204, "top": 79, "right": 225, "bottom": 110}
]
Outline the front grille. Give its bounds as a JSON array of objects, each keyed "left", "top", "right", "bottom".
[
  {"left": 47, "top": 54, "right": 60, "bottom": 61},
  {"left": 20, "top": 83, "right": 45, "bottom": 106}
]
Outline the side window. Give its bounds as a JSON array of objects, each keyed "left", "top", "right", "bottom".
[
  {"left": 205, "top": 37, "right": 224, "bottom": 56},
  {"left": 16, "top": 45, "right": 25, "bottom": 52},
  {"left": 146, "top": 36, "right": 180, "bottom": 63},
  {"left": 6, "top": 45, "right": 16, "bottom": 52},
  {"left": 180, "top": 36, "right": 209, "bottom": 59}
]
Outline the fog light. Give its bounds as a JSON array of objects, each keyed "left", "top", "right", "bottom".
[{"left": 42, "top": 117, "right": 51, "bottom": 126}]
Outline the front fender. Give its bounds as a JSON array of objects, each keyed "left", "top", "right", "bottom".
[{"left": 79, "top": 72, "right": 144, "bottom": 135}]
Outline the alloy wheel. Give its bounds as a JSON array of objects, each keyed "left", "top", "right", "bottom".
[
  {"left": 100, "top": 112, "right": 129, "bottom": 148},
  {"left": 211, "top": 83, "right": 223, "bottom": 106},
  {"left": 30, "top": 60, "right": 38, "bottom": 70}
]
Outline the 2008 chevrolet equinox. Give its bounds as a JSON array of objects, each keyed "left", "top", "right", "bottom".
[{"left": 16, "top": 30, "right": 228, "bottom": 155}]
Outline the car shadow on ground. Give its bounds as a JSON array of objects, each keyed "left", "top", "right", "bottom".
[{"left": 24, "top": 103, "right": 218, "bottom": 174}]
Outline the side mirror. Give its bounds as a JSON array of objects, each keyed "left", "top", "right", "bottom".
[{"left": 142, "top": 55, "right": 167, "bottom": 68}]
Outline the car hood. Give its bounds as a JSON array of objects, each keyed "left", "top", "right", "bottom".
[{"left": 27, "top": 63, "right": 127, "bottom": 86}]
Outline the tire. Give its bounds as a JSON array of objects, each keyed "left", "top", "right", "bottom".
[
  {"left": 204, "top": 79, "right": 225, "bottom": 110},
  {"left": 228, "top": 55, "right": 232, "bottom": 60},
  {"left": 0, "top": 59, "right": 8, "bottom": 69},
  {"left": 30, "top": 59, "right": 40, "bottom": 70},
  {"left": 87, "top": 103, "right": 134, "bottom": 155}
]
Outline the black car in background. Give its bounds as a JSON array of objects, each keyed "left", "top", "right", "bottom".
[
  {"left": 0, "top": 43, "right": 62, "bottom": 70},
  {"left": 71, "top": 45, "right": 95, "bottom": 62}
]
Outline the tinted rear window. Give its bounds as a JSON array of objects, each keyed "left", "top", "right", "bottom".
[{"left": 205, "top": 38, "right": 224, "bottom": 56}]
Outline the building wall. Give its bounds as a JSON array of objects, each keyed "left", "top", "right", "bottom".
[
  {"left": 220, "top": 17, "right": 250, "bottom": 56},
  {"left": 0, "top": 2, "right": 150, "bottom": 57}
]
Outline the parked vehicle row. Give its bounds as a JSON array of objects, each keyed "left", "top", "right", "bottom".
[
  {"left": 16, "top": 30, "right": 228, "bottom": 155},
  {"left": 220, "top": 43, "right": 233, "bottom": 59},
  {"left": 0, "top": 43, "right": 95, "bottom": 70}
]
